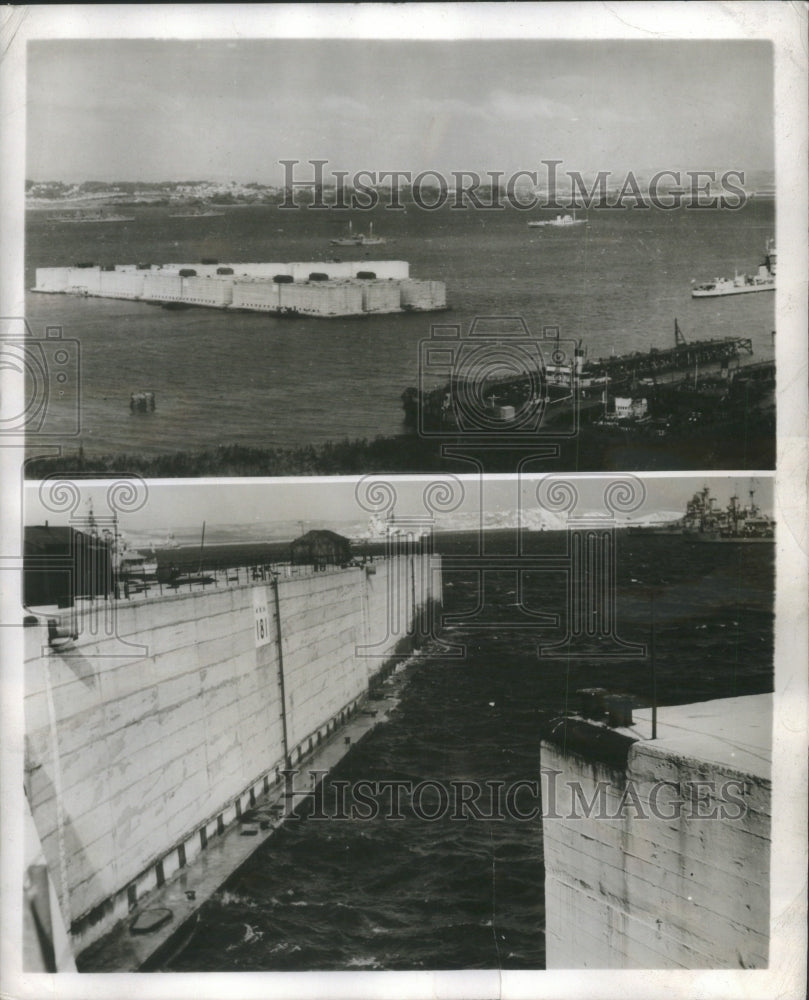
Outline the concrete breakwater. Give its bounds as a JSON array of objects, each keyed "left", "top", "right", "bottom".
[
  {"left": 24, "top": 553, "right": 441, "bottom": 966},
  {"left": 32, "top": 260, "right": 447, "bottom": 316},
  {"left": 541, "top": 693, "right": 771, "bottom": 968}
]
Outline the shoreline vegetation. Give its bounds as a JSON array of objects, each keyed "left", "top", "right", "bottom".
[{"left": 25, "top": 414, "right": 774, "bottom": 479}]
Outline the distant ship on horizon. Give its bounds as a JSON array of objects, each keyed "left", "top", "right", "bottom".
[
  {"left": 47, "top": 209, "right": 135, "bottom": 223},
  {"left": 528, "top": 209, "right": 587, "bottom": 228},
  {"left": 330, "top": 220, "right": 386, "bottom": 246},
  {"left": 168, "top": 207, "right": 226, "bottom": 219}
]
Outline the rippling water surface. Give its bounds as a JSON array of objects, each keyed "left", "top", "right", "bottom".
[
  {"left": 25, "top": 202, "right": 774, "bottom": 455},
  {"left": 163, "top": 532, "right": 773, "bottom": 972}
]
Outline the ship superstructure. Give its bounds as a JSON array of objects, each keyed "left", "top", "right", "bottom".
[
  {"left": 681, "top": 485, "right": 774, "bottom": 540},
  {"left": 691, "top": 240, "right": 775, "bottom": 298},
  {"left": 330, "top": 220, "right": 386, "bottom": 246},
  {"left": 528, "top": 209, "right": 587, "bottom": 228}
]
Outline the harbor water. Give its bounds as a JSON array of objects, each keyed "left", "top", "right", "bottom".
[
  {"left": 161, "top": 531, "right": 774, "bottom": 972},
  {"left": 24, "top": 201, "right": 775, "bottom": 457}
]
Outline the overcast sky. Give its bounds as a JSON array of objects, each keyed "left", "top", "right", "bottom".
[
  {"left": 24, "top": 475, "right": 774, "bottom": 536},
  {"left": 26, "top": 39, "right": 773, "bottom": 183}
]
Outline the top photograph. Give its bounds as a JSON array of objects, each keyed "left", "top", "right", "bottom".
[{"left": 21, "top": 37, "right": 775, "bottom": 477}]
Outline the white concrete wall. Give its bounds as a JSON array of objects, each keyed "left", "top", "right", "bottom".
[
  {"left": 32, "top": 262, "right": 442, "bottom": 315},
  {"left": 231, "top": 280, "right": 281, "bottom": 310},
  {"left": 287, "top": 262, "right": 331, "bottom": 281},
  {"left": 65, "top": 268, "right": 101, "bottom": 294},
  {"left": 179, "top": 276, "right": 233, "bottom": 307},
  {"left": 99, "top": 271, "right": 145, "bottom": 299},
  {"left": 541, "top": 715, "right": 770, "bottom": 969},
  {"left": 142, "top": 274, "right": 182, "bottom": 301},
  {"left": 349, "top": 260, "right": 409, "bottom": 279},
  {"left": 276, "top": 282, "right": 364, "bottom": 316},
  {"left": 401, "top": 279, "right": 447, "bottom": 311},
  {"left": 361, "top": 281, "right": 402, "bottom": 314},
  {"left": 34, "top": 267, "right": 71, "bottom": 291},
  {"left": 315, "top": 261, "right": 355, "bottom": 279},
  {"left": 232, "top": 263, "right": 291, "bottom": 279},
  {"left": 321, "top": 283, "right": 365, "bottom": 316},
  {"left": 24, "top": 554, "right": 438, "bottom": 949}
]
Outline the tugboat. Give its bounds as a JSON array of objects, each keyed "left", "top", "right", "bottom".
[
  {"left": 680, "top": 485, "right": 774, "bottom": 541},
  {"left": 691, "top": 240, "right": 775, "bottom": 298},
  {"left": 330, "top": 221, "right": 386, "bottom": 246}
]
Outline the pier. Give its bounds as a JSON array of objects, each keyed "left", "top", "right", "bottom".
[
  {"left": 541, "top": 693, "right": 771, "bottom": 968},
  {"left": 23, "top": 552, "right": 442, "bottom": 968}
]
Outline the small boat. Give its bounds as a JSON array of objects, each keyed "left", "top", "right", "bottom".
[
  {"left": 169, "top": 208, "right": 226, "bottom": 219},
  {"left": 691, "top": 240, "right": 775, "bottom": 298},
  {"left": 528, "top": 209, "right": 587, "bottom": 228},
  {"left": 330, "top": 221, "right": 386, "bottom": 246},
  {"left": 48, "top": 210, "right": 135, "bottom": 223}
]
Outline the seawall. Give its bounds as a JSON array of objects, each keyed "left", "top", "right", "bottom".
[
  {"left": 540, "top": 694, "right": 771, "bottom": 968},
  {"left": 32, "top": 261, "right": 447, "bottom": 316},
  {"left": 23, "top": 553, "right": 441, "bottom": 964}
]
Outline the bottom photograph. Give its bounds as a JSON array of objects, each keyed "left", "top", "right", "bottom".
[{"left": 21, "top": 473, "right": 775, "bottom": 973}]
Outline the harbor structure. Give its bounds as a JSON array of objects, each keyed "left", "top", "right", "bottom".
[
  {"left": 32, "top": 260, "right": 446, "bottom": 317},
  {"left": 541, "top": 693, "right": 771, "bottom": 968},
  {"left": 404, "top": 320, "right": 756, "bottom": 433},
  {"left": 23, "top": 546, "right": 442, "bottom": 968}
]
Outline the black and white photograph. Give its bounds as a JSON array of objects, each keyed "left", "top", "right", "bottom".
[
  {"left": 0, "top": 5, "right": 806, "bottom": 1000},
  {"left": 18, "top": 473, "right": 777, "bottom": 973},
  {"left": 17, "top": 23, "right": 781, "bottom": 477}
]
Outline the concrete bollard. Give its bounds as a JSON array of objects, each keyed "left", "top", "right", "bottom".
[
  {"left": 605, "top": 694, "right": 634, "bottom": 728},
  {"left": 577, "top": 688, "right": 610, "bottom": 720}
]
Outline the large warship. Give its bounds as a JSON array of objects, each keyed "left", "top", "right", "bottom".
[
  {"left": 681, "top": 485, "right": 774, "bottom": 541},
  {"left": 691, "top": 240, "right": 775, "bottom": 298}
]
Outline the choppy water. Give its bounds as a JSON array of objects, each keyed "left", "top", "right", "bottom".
[
  {"left": 163, "top": 532, "right": 773, "bottom": 971},
  {"left": 25, "top": 202, "right": 774, "bottom": 456}
]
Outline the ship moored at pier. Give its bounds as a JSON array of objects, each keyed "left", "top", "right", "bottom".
[{"left": 403, "top": 319, "right": 757, "bottom": 432}]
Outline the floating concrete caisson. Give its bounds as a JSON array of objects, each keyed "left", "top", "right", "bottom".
[{"left": 32, "top": 260, "right": 447, "bottom": 317}]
